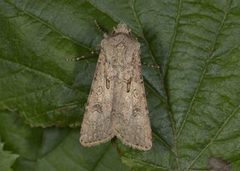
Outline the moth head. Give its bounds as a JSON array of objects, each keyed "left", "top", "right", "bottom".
[{"left": 113, "top": 23, "right": 131, "bottom": 34}]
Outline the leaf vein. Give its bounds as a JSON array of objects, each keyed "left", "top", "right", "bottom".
[
  {"left": 186, "top": 105, "right": 240, "bottom": 170},
  {"left": 4, "top": 0, "right": 92, "bottom": 51},
  {"left": 0, "top": 82, "right": 60, "bottom": 104},
  {"left": 177, "top": 0, "right": 232, "bottom": 138},
  {"left": 90, "top": 144, "right": 110, "bottom": 171},
  {"left": 163, "top": 0, "right": 183, "bottom": 169},
  {"left": 0, "top": 57, "right": 72, "bottom": 88}
]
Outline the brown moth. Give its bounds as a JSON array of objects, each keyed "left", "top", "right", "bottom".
[{"left": 79, "top": 23, "right": 152, "bottom": 151}]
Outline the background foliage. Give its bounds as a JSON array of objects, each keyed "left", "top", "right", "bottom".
[{"left": 1, "top": 0, "right": 240, "bottom": 170}]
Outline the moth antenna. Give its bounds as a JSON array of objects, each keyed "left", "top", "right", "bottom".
[
  {"left": 94, "top": 20, "right": 109, "bottom": 35},
  {"left": 142, "top": 62, "right": 161, "bottom": 69}
]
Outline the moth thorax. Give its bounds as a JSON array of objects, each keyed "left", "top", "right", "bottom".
[{"left": 114, "top": 23, "right": 131, "bottom": 34}]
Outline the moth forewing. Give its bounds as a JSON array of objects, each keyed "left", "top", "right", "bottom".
[
  {"left": 79, "top": 51, "right": 114, "bottom": 146},
  {"left": 80, "top": 23, "right": 152, "bottom": 151}
]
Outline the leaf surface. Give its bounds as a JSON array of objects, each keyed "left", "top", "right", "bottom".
[
  {"left": 0, "top": 140, "right": 18, "bottom": 171},
  {"left": 1, "top": 0, "right": 240, "bottom": 170},
  {"left": 0, "top": 111, "right": 129, "bottom": 171}
]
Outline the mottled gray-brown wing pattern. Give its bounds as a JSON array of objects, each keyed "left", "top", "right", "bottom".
[
  {"left": 114, "top": 43, "right": 152, "bottom": 151},
  {"left": 80, "top": 50, "right": 114, "bottom": 146}
]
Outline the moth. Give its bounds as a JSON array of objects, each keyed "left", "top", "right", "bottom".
[{"left": 80, "top": 23, "right": 152, "bottom": 151}]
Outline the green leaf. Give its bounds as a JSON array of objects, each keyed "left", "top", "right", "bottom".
[
  {"left": 1, "top": 0, "right": 240, "bottom": 170},
  {"left": 0, "top": 111, "right": 129, "bottom": 171},
  {"left": 0, "top": 140, "right": 19, "bottom": 171}
]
